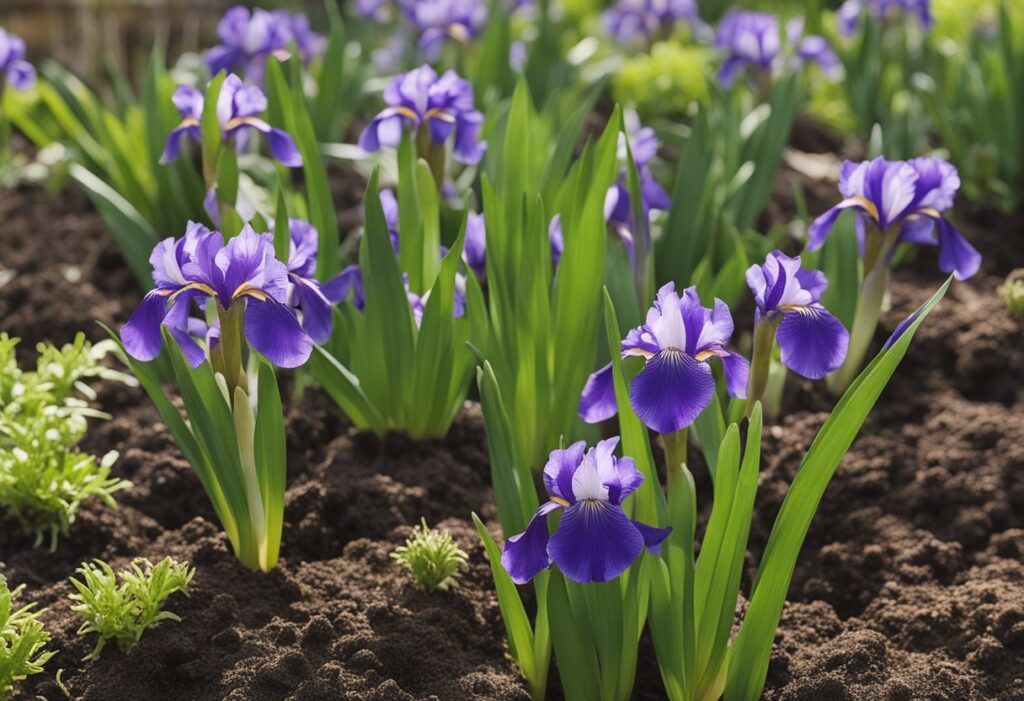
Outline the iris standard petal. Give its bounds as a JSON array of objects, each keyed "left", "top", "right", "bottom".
[
  {"left": 631, "top": 520, "right": 672, "bottom": 556},
  {"left": 606, "top": 455, "right": 644, "bottom": 506},
  {"left": 629, "top": 349, "right": 716, "bottom": 434},
  {"left": 121, "top": 290, "right": 174, "bottom": 361},
  {"left": 935, "top": 218, "right": 981, "bottom": 281},
  {"left": 6, "top": 59, "right": 35, "bottom": 91},
  {"left": 547, "top": 500, "right": 644, "bottom": 584},
  {"left": 243, "top": 298, "right": 313, "bottom": 368},
  {"left": 543, "top": 441, "right": 587, "bottom": 503},
  {"left": 501, "top": 501, "right": 561, "bottom": 585},
  {"left": 579, "top": 362, "right": 618, "bottom": 424},
  {"left": 777, "top": 304, "right": 850, "bottom": 379}
]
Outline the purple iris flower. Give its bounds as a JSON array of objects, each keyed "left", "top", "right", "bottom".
[
  {"left": 807, "top": 157, "right": 981, "bottom": 280},
  {"left": 603, "top": 0, "right": 707, "bottom": 46},
  {"left": 161, "top": 74, "right": 302, "bottom": 168},
  {"left": 397, "top": 0, "right": 488, "bottom": 58},
  {"left": 205, "top": 6, "right": 324, "bottom": 84},
  {"left": 359, "top": 64, "right": 487, "bottom": 166},
  {"left": 284, "top": 219, "right": 335, "bottom": 344},
  {"left": 121, "top": 223, "right": 313, "bottom": 369},
  {"left": 463, "top": 212, "right": 487, "bottom": 280},
  {"left": 746, "top": 251, "right": 849, "bottom": 379},
  {"left": 0, "top": 27, "right": 35, "bottom": 93},
  {"left": 837, "top": 0, "right": 933, "bottom": 37},
  {"left": 357, "top": 0, "right": 393, "bottom": 23},
  {"left": 579, "top": 283, "right": 749, "bottom": 435},
  {"left": 501, "top": 437, "right": 672, "bottom": 585},
  {"left": 716, "top": 11, "right": 839, "bottom": 89}
]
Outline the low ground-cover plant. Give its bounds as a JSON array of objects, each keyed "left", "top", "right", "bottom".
[
  {"left": 69, "top": 557, "right": 194, "bottom": 661},
  {"left": 391, "top": 519, "right": 469, "bottom": 592},
  {"left": 0, "top": 334, "right": 133, "bottom": 549},
  {"left": 0, "top": 575, "right": 55, "bottom": 701}
]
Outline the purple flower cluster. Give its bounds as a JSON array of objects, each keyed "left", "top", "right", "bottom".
[
  {"left": 205, "top": 6, "right": 326, "bottom": 84},
  {"left": 837, "top": 0, "right": 933, "bottom": 37},
  {"left": 0, "top": 27, "right": 35, "bottom": 94},
  {"left": 580, "top": 283, "right": 748, "bottom": 435},
  {"left": 747, "top": 251, "right": 849, "bottom": 379},
  {"left": 603, "top": 0, "right": 707, "bottom": 46},
  {"left": 501, "top": 437, "right": 672, "bottom": 584},
  {"left": 715, "top": 11, "right": 839, "bottom": 89},
  {"left": 121, "top": 224, "right": 315, "bottom": 369},
  {"left": 808, "top": 156, "right": 981, "bottom": 280},
  {"left": 161, "top": 74, "right": 302, "bottom": 168},
  {"left": 398, "top": 0, "right": 488, "bottom": 59},
  {"left": 359, "top": 65, "right": 486, "bottom": 166}
]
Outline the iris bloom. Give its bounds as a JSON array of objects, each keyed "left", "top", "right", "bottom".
[
  {"left": 837, "top": 0, "right": 932, "bottom": 37},
  {"left": 359, "top": 64, "right": 486, "bottom": 167},
  {"left": 462, "top": 212, "right": 487, "bottom": 280},
  {"left": 603, "top": 0, "right": 708, "bottom": 46},
  {"left": 746, "top": 251, "right": 849, "bottom": 381},
  {"left": 397, "top": 0, "right": 488, "bottom": 58},
  {"left": 161, "top": 74, "right": 302, "bottom": 168},
  {"left": 807, "top": 156, "right": 981, "bottom": 280},
  {"left": 580, "top": 283, "right": 749, "bottom": 435},
  {"left": 715, "top": 11, "right": 839, "bottom": 89},
  {"left": 284, "top": 219, "right": 336, "bottom": 344},
  {"left": 501, "top": 438, "right": 672, "bottom": 584},
  {"left": 0, "top": 28, "right": 35, "bottom": 94},
  {"left": 121, "top": 223, "right": 312, "bottom": 369},
  {"left": 205, "top": 6, "right": 325, "bottom": 83}
]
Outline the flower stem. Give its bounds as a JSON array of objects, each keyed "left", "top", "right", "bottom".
[
  {"left": 211, "top": 303, "right": 247, "bottom": 402},
  {"left": 416, "top": 122, "right": 446, "bottom": 189},
  {"left": 828, "top": 262, "right": 889, "bottom": 394},
  {"left": 746, "top": 316, "right": 779, "bottom": 415},
  {"left": 661, "top": 428, "right": 688, "bottom": 492}
]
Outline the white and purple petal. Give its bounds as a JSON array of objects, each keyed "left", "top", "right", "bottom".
[
  {"left": 776, "top": 304, "right": 850, "bottom": 379},
  {"left": 629, "top": 349, "right": 716, "bottom": 434}
]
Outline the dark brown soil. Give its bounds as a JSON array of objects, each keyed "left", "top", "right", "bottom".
[{"left": 1, "top": 177, "right": 1022, "bottom": 701}]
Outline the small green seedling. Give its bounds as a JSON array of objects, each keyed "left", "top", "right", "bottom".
[
  {"left": 0, "top": 575, "right": 56, "bottom": 701},
  {"left": 391, "top": 519, "right": 469, "bottom": 592},
  {"left": 69, "top": 557, "right": 194, "bottom": 661},
  {"left": 0, "top": 333, "right": 134, "bottom": 549}
]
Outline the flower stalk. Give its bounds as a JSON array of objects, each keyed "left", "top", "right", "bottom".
[{"left": 746, "top": 315, "right": 781, "bottom": 413}]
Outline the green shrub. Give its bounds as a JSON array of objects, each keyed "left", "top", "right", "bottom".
[
  {"left": 69, "top": 557, "right": 194, "bottom": 661},
  {"left": 612, "top": 42, "right": 711, "bottom": 119}
]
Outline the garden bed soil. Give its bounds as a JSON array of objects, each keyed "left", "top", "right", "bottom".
[{"left": 1, "top": 180, "right": 1022, "bottom": 700}]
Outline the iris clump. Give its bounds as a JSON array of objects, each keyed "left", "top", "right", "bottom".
[
  {"left": 838, "top": 0, "right": 934, "bottom": 36},
  {"left": 603, "top": 0, "right": 707, "bottom": 47},
  {"left": 501, "top": 437, "right": 671, "bottom": 584},
  {"left": 391, "top": 519, "right": 469, "bottom": 592},
  {"left": 69, "top": 557, "right": 194, "bottom": 661}
]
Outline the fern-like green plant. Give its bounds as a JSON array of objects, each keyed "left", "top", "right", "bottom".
[
  {"left": 69, "top": 557, "right": 194, "bottom": 661},
  {"left": 391, "top": 519, "right": 469, "bottom": 592},
  {"left": 0, "top": 333, "right": 134, "bottom": 549},
  {"left": 0, "top": 575, "right": 56, "bottom": 701}
]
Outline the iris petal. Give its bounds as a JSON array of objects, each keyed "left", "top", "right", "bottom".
[
  {"left": 935, "top": 218, "right": 981, "bottom": 281},
  {"left": 501, "top": 501, "right": 562, "bottom": 585},
  {"left": 243, "top": 298, "right": 313, "bottom": 368},
  {"left": 631, "top": 520, "right": 672, "bottom": 556},
  {"left": 629, "top": 349, "right": 716, "bottom": 434},
  {"left": 777, "top": 304, "right": 849, "bottom": 379},
  {"left": 547, "top": 500, "right": 644, "bottom": 584},
  {"left": 121, "top": 291, "right": 173, "bottom": 361},
  {"left": 267, "top": 128, "right": 303, "bottom": 167},
  {"left": 543, "top": 442, "right": 586, "bottom": 503},
  {"left": 579, "top": 362, "right": 618, "bottom": 424},
  {"left": 292, "top": 276, "right": 334, "bottom": 343}
]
